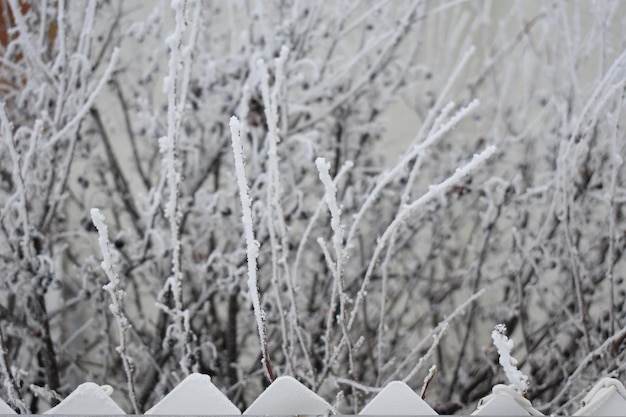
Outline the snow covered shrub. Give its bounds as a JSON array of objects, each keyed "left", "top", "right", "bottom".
[{"left": 0, "top": 0, "right": 625, "bottom": 415}]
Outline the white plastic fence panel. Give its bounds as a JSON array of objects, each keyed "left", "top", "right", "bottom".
[
  {"left": 359, "top": 381, "right": 437, "bottom": 415},
  {"left": 573, "top": 378, "right": 626, "bottom": 416},
  {"left": 3, "top": 375, "right": 626, "bottom": 415},
  {"left": 145, "top": 373, "right": 241, "bottom": 415},
  {"left": 243, "top": 376, "right": 336, "bottom": 415},
  {"left": 44, "top": 382, "right": 125, "bottom": 415}
]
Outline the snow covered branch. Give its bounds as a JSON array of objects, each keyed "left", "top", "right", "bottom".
[
  {"left": 229, "top": 116, "right": 274, "bottom": 382},
  {"left": 91, "top": 209, "right": 139, "bottom": 413}
]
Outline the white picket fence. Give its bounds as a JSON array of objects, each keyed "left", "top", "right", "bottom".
[{"left": 1, "top": 374, "right": 625, "bottom": 416}]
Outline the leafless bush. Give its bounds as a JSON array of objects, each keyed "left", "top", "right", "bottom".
[{"left": 0, "top": 0, "right": 625, "bottom": 414}]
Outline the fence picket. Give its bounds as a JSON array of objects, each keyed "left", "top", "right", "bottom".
[
  {"left": 243, "top": 376, "right": 335, "bottom": 415},
  {"left": 0, "top": 397, "right": 15, "bottom": 414},
  {"left": 145, "top": 373, "right": 240, "bottom": 415},
  {"left": 471, "top": 385, "right": 542, "bottom": 416},
  {"left": 43, "top": 382, "right": 125, "bottom": 415},
  {"left": 573, "top": 378, "right": 626, "bottom": 416},
  {"left": 359, "top": 381, "right": 437, "bottom": 415}
]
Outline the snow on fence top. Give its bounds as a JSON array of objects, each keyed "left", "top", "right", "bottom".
[{"left": 1, "top": 374, "right": 625, "bottom": 416}]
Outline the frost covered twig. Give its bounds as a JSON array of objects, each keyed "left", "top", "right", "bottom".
[
  {"left": 397, "top": 289, "right": 486, "bottom": 383},
  {"left": 546, "top": 324, "right": 626, "bottom": 413},
  {"left": 91, "top": 208, "right": 139, "bottom": 414},
  {"left": 258, "top": 47, "right": 295, "bottom": 371},
  {"left": 1, "top": 104, "right": 34, "bottom": 261},
  {"left": 316, "top": 157, "right": 353, "bottom": 373},
  {"left": 229, "top": 116, "right": 275, "bottom": 382},
  {"left": 0, "top": 325, "right": 27, "bottom": 413},
  {"left": 47, "top": 47, "right": 120, "bottom": 147},
  {"left": 349, "top": 145, "right": 497, "bottom": 330},
  {"left": 160, "top": 0, "right": 186, "bottom": 315},
  {"left": 345, "top": 98, "right": 480, "bottom": 250},
  {"left": 158, "top": 0, "right": 199, "bottom": 375},
  {"left": 420, "top": 365, "right": 437, "bottom": 400}
]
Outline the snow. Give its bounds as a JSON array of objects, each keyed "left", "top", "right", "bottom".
[
  {"left": 146, "top": 373, "right": 241, "bottom": 415},
  {"left": 243, "top": 376, "right": 335, "bottom": 415},
  {"left": 491, "top": 324, "right": 529, "bottom": 392},
  {"left": 316, "top": 157, "right": 344, "bottom": 257},
  {"left": 44, "top": 382, "right": 125, "bottom": 414},
  {"left": 90, "top": 208, "right": 113, "bottom": 279},
  {"left": 359, "top": 381, "right": 437, "bottom": 415}
]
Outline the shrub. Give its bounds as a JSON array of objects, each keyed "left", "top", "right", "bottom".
[{"left": 0, "top": 1, "right": 625, "bottom": 414}]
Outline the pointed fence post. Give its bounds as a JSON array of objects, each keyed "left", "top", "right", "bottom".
[
  {"left": 359, "top": 381, "right": 437, "bottom": 415},
  {"left": 243, "top": 376, "right": 335, "bottom": 415},
  {"left": 145, "top": 373, "right": 241, "bottom": 415},
  {"left": 471, "top": 384, "right": 542, "bottom": 416},
  {"left": 574, "top": 378, "right": 626, "bottom": 416},
  {"left": 44, "top": 382, "right": 125, "bottom": 415},
  {"left": 0, "top": 397, "right": 16, "bottom": 414}
]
